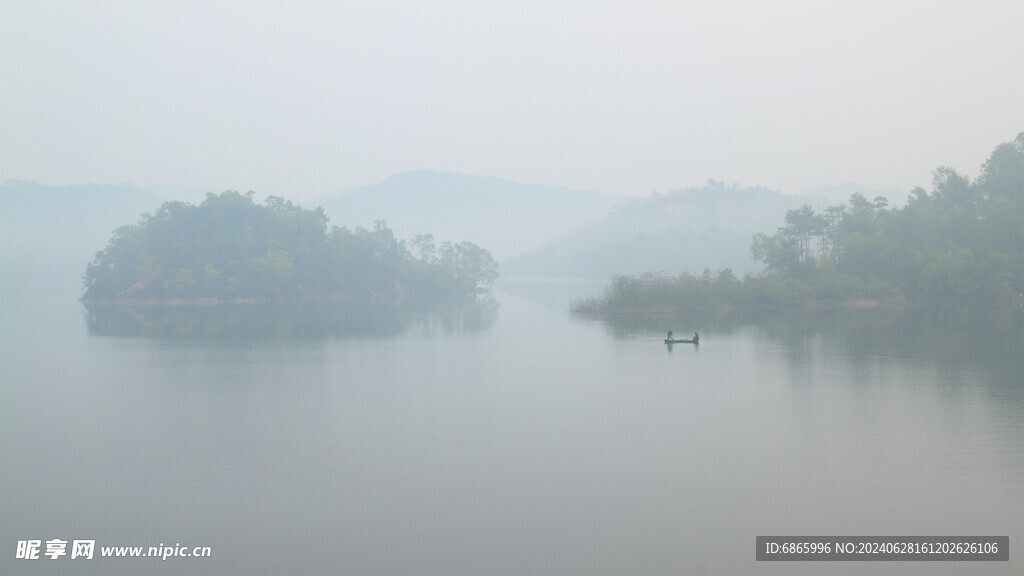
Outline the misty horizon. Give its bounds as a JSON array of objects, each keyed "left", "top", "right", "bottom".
[
  {"left": 2, "top": 4, "right": 1021, "bottom": 574},
  {"left": 2, "top": 0, "right": 1022, "bottom": 201},
  {"left": 0, "top": 167, "right": 915, "bottom": 207}
]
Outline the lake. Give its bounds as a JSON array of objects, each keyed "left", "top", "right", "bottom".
[{"left": 1, "top": 280, "right": 1021, "bottom": 575}]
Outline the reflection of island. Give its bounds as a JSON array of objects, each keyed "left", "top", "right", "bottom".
[
  {"left": 590, "top": 306, "right": 1022, "bottom": 383},
  {"left": 84, "top": 296, "right": 497, "bottom": 340}
]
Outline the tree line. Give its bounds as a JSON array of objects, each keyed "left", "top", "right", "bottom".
[
  {"left": 82, "top": 191, "right": 498, "bottom": 303},
  {"left": 575, "top": 133, "right": 1023, "bottom": 313}
]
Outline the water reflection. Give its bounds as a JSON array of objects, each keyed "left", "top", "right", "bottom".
[
  {"left": 665, "top": 341, "right": 699, "bottom": 353},
  {"left": 758, "top": 307, "right": 1022, "bottom": 384},
  {"left": 83, "top": 295, "right": 498, "bottom": 340},
  {"left": 584, "top": 306, "right": 1022, "bottom": 385},
  {"left": 4, "top": 287, "right": 1020, "bottom": 575},
  {"left": 496, "top": 277, "right": 605, "bottom": 310},
  {"left": 590, "top": 306, "right": 1016, "bottom": 353},
  {"left": 578, "top": 309, "right": 752, "bottom": 339}
]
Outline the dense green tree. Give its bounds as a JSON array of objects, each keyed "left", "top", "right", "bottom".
[
  {"left": 743, "top": 133, "right": 1023, "bottom": 305},
  {"left": 82, "top": 192, "right": 498, "bottom": 302},
  {"left": 578, "top": 133, "right": 1022, "bottom": 313}
]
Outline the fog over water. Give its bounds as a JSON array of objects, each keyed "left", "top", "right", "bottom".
[
  {"left": 1, "top": 282, "right": 1021, "bottom": 574},
  {"left": 2, "top": 2, "right": 1023, "bottom": 575}
]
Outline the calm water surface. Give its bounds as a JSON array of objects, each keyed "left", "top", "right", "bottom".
[{"left": 2, "top": 281, "right": 1021, "bottom": 575}]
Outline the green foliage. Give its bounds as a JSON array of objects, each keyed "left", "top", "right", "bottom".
[
  {"left": 580, "top": 133, "right": 1023, "bottom": 312},
  {"left": 742, "top": 133, "right": 1023, "bottom": 306},
  {"left": 82, "top": 192, "right": 498, "bottom": 302}
]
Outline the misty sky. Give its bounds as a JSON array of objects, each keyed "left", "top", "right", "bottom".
[{"left": 2, "top": 0, "right": 1022, "bottom": 200}]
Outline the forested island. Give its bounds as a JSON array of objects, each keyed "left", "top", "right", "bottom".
[
  {"left": 81, "top": 191, "right": 498, "bottom": 304},
  {"left": 574, "top": 133, "right": 1023, "bottom": 313}
]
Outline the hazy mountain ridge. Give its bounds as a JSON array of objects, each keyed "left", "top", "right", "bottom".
[
  {"left": 502, "top": 181, "right": 909, "bottom": 279},
  {"left": 312, "top": 171, "right": 617, "bottom": 260},
  {"left": 2, "top": 173, "right": 616, "bottom": 289},
  {"left": 1, "top": 180, "right": 164, "bottom": 286},
  {"left": 1, "top": 175, "right": 914, "bottom": 289}
]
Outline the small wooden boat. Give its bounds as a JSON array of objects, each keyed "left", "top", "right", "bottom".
[{"left": 665, "top": 338, "right": 697, "bottom": 344}]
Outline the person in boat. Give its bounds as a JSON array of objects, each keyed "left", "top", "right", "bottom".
[
  {"left": 667, "top": 330, "right": 673, "bottom": 340},
  {"left": 693, "top": 332, "right": 699, "bottom": 344}
]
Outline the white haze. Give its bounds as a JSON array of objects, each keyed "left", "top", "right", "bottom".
[{"left": 1, "top": 0, "right": 1022, "bottom": 200}]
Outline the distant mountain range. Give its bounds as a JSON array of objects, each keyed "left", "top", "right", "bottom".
[
  {"left": 502, "top": 180, "right": 910, "bottom": 279},
  {"left": 1, "top": 174, "right": 910, "bottom": 289},
  {"left": 311, "top": 171, "right": 616, "bottom": 261},
  {"left": 0, "top": 180, "right": 163, "bottom": 287}
]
